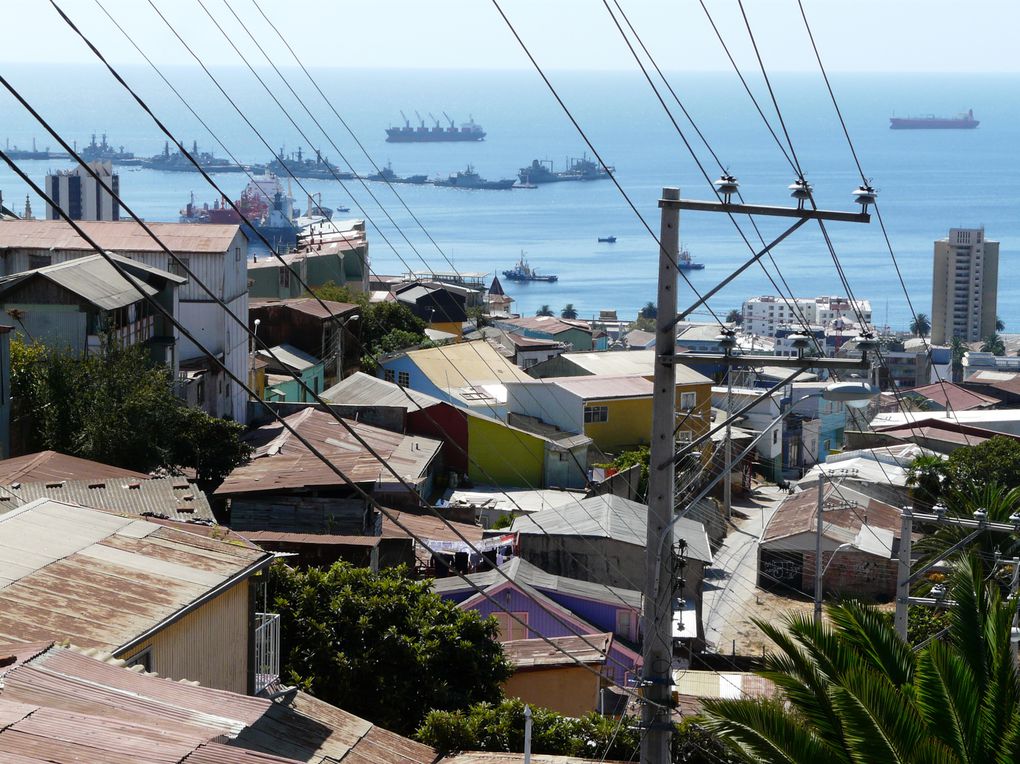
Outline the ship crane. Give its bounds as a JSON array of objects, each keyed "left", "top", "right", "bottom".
[
  {"left": 399, "top": 110, "right": 411, "bottom": 127},
  {"left": 443, "top": 111, "right": 455, "bottom": 127},
  {"left": 428, "top": 112, "right": 441, "bottom": 127},
  {"left": 414, "top": 111, "right": 425, "bottom": 127}
]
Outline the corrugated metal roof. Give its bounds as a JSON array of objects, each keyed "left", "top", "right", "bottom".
[
  {"left": 498, "top": 316, "right": 592, "bottom": 336},
  {"left": 216, "top": 408, "right": 441, "bottom": 496},
  {"left": 0, "top": 451, "right": 149, "bottom": 484},
  {"left": 381, "top": 509, "right": 483, "bottom": 544},
  {"left": 322, "top": 371, "right": 445, "bottom": 410},
  {"left": 761, "top": 483, "right": 903, "bottom": 549},
  {"left": 249, "top": 297, "right": 359, "bottom": 321},
  {"left": 510, "top": 495, "right": 713, "bottom": 563},
  {"left": 393, "top": 340, "right": 533, "bottom": 391},
  {"left": 257, "top": 344, "right": 321, "bottom": 372},
  {"left": 240, "top": 530, "right": 381, "bottom": 547},
  {"left": 502, "top": 632, "right": 611, "bottom": 668},
  {"left": 0, "top": 644, "right": 437, "bottom": 764},
  {"left": 443, "top": 753, "right": 624, "bottom": 763},
  {"left": 528, "top": 374, "right": 654, "bottom": 400},
  {"left": 0, "top": 476, "right": 214, "bottom": 522},
  {"left": 0, "top": 499, "right": 270, "bottom": 651},
  {"left": 550, "top": 351, "right": 712, "bottom": 385},
  {"left": 0, "top": 220, "right": 242, "bottom": 253},
  {"left": 433, "top": 557, "right": 642, "bottom": 609}
]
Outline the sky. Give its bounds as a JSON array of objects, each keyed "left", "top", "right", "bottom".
[{"left": 1, "top": 0, "right": 1018, "bottom": 73}]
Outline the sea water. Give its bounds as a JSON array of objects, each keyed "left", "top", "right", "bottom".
[{"left": 1, "top": 64, "right": 1017, "bottom": 331}]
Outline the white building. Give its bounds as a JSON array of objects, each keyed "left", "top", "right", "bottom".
[
  {"left": 45, "top": 161, "right": 120, "bottom": 221},
  {"left": 741, "top": 295, "right": 871, "bottom": 338},
  {"left": 931, "top": 228, "right": 999, "bottom": 345},
  {"left": 0, "top": 220, "right": 250, "bottom": 423}
]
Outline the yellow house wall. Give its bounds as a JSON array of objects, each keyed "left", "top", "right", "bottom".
[
  {"left": 503, "top": 666, "right": 601, "bottom": 717},
  {"left": 674, "top": 382, "right": 713, "bottom": 440},
  {"left": 468, "top": 415, "right": 545, "bottom": 486},
  {"left": 583, "top": 397, "right": 654, "bottom": 451},
  {"left": 429, "top": 320, "right": 463, "bottom": 338},
  {"left": 117, "top": 578, "right": 250, "bottom": 694}
]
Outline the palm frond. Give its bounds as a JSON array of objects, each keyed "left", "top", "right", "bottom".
[{"left": 914, "top": 642, "right": 981, "bottom": 763}]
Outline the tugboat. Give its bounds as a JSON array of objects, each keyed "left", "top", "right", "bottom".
[
  {"left": 386, "top": 111, "right": 486, "bottom": 142},
  {"left": 434, "top": 165, "right": 515, "bottom": 190},
  {"left": 502, "top": 252, "right": 558, "bottom": 283},
  {"left": 677, "top": 245, "right": 704, "bottom": 271},
  {"left": 518, "top": 154, "right": 613, "bottom": 184},
  {"left": 598, "top": 236, "right": 617, "bottom": 243}
]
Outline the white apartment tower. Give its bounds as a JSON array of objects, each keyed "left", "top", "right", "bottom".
[
  {"left": 45, "top": 161, "right": 120, "bottom": 221},
  {"left": 741, "top": 295, "right": 872, "bottom": 337},
  {"left": 931, "top": 228, "right": 998, "bottom": 345}
]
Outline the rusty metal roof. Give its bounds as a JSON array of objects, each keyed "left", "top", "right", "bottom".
[
  {"left": 0, "top": 451, "right": 149, "bottom": 484},
  {"left": 249, "top": 297, "right": 360, "bottom": 321},
  {"left": 761, "top": 483, "right": 903, "bottom": 547},
  {"left": 0, "top": 499, "right": 270, "bottom": 652},
  {"left": 240, "top": 530, "right": 381, "bottom": 547},
  {"left": 216, "top": 408, "right": 441, "bottom": 497},
  {"left": 502, "top": 633, "right": 611, "bottom": 668},
  {"left": 0, "top": 219, "right": 242, "bottom": 253},
  {"left": 381, "top": 509, "right": 484, "bottom": 543},
  {"left": 0, "top": 476, "right": 214, "bottom": 522},
  {"left": 0, "top": 644, "right": 437, "bottom": 764}
]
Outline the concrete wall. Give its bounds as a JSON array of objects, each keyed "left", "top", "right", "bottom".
[{"left": 230, "top": 494, "right": 372, "bottom": 534}]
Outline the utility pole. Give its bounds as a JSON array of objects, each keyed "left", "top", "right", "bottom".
[
  {"left": 894, "top": 508, "right": 914, "bottom": 639},
  {"left": 723, "top": 366, "right": 733, "bottom": 519},
  {"left": 814, "top": 473, "right": 825, "bottom": 624},
  {"left": 641, "top": 187, "right": 680, "bottom": 764}
]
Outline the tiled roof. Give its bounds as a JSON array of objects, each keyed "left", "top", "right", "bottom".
[
  {"left": 216, "top": 408, "right": 441, "bottom": 496},
  {"left": 0, "top": 476, "right": 214, "bottom": 522},
  {"left": 0, "top": 644, "right": 436, "bottom": 763},
  {"left": 0, "top": 451, "right": 148, "bottom": 484},
  {"left": 0, "top": 219, "right": 242, "bottom": 253},
  {"left": 0, "top": 499, "right": 271, "bottom": 651}
]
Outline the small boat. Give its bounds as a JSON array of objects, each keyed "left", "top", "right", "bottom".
[
  {"left": 678, "top": 245, "right": 704, "bottom": 271},
  {"left": 502, "top": 252, "right": 558, "bottom": 282},
  {"left": 598, "top": 236, "right": 617, "bottom": 243}
]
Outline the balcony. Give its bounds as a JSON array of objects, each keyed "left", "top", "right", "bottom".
[{"left": 254, "top": 611, "right": 281, "bottom": 694}]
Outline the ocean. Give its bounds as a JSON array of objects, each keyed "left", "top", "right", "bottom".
[{"left": 1, "top": 64, "right": 1017, "bottom": 331}]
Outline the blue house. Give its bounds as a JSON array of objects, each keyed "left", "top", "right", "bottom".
[{"left": 432, "top": 557, "right": 642, "bottom": 687}]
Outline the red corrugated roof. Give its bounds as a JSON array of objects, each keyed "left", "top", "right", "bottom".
[
  {"left": 0, "top": 220, "right": 241, "bottom": 253},
  {"left": 0, "top": 451, "right": 149, "bottom": 484},
  {"left": 907, "top": 382, "right": 999, "bottom": 411}
]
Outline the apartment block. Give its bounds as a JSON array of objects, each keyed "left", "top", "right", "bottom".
[
  {"left": 741, "top": 295, "right": 871, "bottom": 337},
  {"left": 931, "top": 228, "right": 999, "bottom": 345}
]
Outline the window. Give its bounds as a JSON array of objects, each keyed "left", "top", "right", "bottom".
[
  {"left": 584, "top": 405, "right": 608, "bottom": 424},
  {"left": 773, "top": 429, "right": 779, "bottom": 445},
  {"left": 616, "top": 609, "right": 634, "bottom": 638},
  {"left": 397, "top": 371, "right": 410, "bottom": 388},
  {"left": 677, "top": 430, "right": 693, "bottom": 444},
  {"left": 523, "top": 358, "right": 537, "bottom": 369},
  {"left": 492, "top": 611, "right": 530, "bottom": 641},
  {"left": 679, "top": 391, "right": 696, "bottom": 411},
  {"left": 279, "top": 267, "right": 290, "bottom": 289},
  {"left": 383, "top": 369, "right": 396, "bottom": 383},
  {"left": 235, "top": 246, "right": 241, "bottom": 261},
  {"left": 124, "top": 648, "right": 152, "bottom": 673}
]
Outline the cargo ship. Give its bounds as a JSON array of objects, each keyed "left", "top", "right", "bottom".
[
  {"left": 386, "top": 111, "right": 485, "bottom": 142},
  {"left": 889, "top": 109, "right": 979, "bottom": 130},
  {"left": 434, "top": 165, "right": 515, "bottom": 190},
  {"left": 502, "top": 253, "right": 558, "bottom": 283},
  {"left": 3, "top": 138, "right": 67, "bottom": 160},
  {"left": 179, "top": 174, "right": 309, "bottom": 251},
  {"left": 518, "top": 154, "right": 613, "bottom": 184}
]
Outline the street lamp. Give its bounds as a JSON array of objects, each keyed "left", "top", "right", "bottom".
[
  {"left": 334, "top": 312, "right": 360, "bottom": 381},
  {"left": 250, "top": 317, "right": 262, "bottom": 394}
]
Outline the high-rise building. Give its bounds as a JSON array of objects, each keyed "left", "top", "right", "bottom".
[
  {"left": 740, "top": 295, "right": 871, "bottom": 337},
  {"left": 45, "top": 161, "right": 120, "bottom": 221},
  {"left": 931, "top": 228, "right": 998, "bottom": 345}
]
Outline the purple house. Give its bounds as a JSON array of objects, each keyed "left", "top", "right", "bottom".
[{"left": 432, "top": 557, "right": 642, "bottom": 687}]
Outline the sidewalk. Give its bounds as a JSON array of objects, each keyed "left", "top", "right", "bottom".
[{"left": 701, "top": 483, "right": 788, "bottom": 653}]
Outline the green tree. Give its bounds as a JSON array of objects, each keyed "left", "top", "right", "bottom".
[
  {"left": 11, "top": 340, "right": 250, "bottom": 487},
  {"left": 915, "top": 483, "right": 1020, "bottom": 569},
  {"left": 997, "top": 316, "right": 1006, "bottom": 332},
  {"left": 910, "top": 312, "right": 931, "bottom": 338},
  {"left": 944, "top": 436, "right": 1020, "bottom": 489},
  {"left": 536, "top": 304, "right": 554, "bottom": 317},
  {"left": 267, "top": 562, "right": 511, "bottom": 736},
  {"left": 726, "top": 308, "right": 743, "bottom": 326},
  {"left": 950, "top": 336, "right": 967, "bottom": 382},
  {"left": 560, "top": 304, "right": 578, "bottom": 319},
  {"left": 640, "top": 301, "right": 657, "bottom": 320},
  {"left": 905, "top": 453, "right": 947, "bottom": 509},
  {"left": 595, "top": 446, "right": 649, "bottom": 500},
  {"left": 417, "top": 698, "right": 735, "bottom": 763},
  {"left": 702, "top": 554, "right": 1020, "bottom": 763},
  {"left": 981, "top": 332, "right": 1006, "bottom": 356}
]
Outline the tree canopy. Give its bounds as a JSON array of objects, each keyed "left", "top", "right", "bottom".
[
  {"left": 703, "top": 554, "right": 1020, "bottom": 763},
  {"left": 536, "top": 304, "right": 554, "bottom": 317},
  {"left": 417, "top": 698, "right": 734, "bottom": 763},
  {"left": 10, "top": 340, "right": 250, "bottom": 487},
  {"left": 910, "top": 312, "right": 931, "bottom": 337},
  {"left": 267, "top": 562, "right": 511, "bottom": 736},
  {"left": 561, "top": 304, "right": 578, "bottom": 319}
]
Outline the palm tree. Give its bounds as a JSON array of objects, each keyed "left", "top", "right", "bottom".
[
  {"left": 997, "top": 316, "right": 1006, "bottom": 332},
  {"left": 725, "top": 308, "right": 743, "bottom": 326},
  {"left": 909, "top": 312, "right": 931, "bottom": 338},
  {"left": 981, "top": 332, "right": 1006, "bottom": 356},
  {"left": 905, "top": 452, "right": 947, "bottom": 509},
  {"left": 950, "top": 336, "right": 967, "bottom": 382},
  {"left": 639, "top": 301, "right": 657, "bottom": 320},
  {"left": 560, "top": 304, "right": 578, "bottom": 319},
  {"left": 702, "top": 554, "right": 1020, "bottom": 763},
  {"left": 915, "top": 483, "right": 1020, "bottom": 569},
  {"left": 535, "top": 304, "right": 554, "bottom": 317}
]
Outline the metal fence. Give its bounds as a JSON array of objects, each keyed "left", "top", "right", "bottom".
[{"left": 254, "top": 611, "right": 281, "bottom": 694}]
